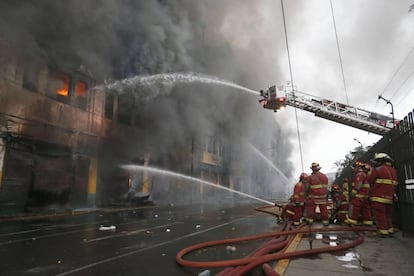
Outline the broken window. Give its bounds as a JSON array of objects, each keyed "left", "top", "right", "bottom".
[
  {"left": 47, "top": 71, "right": 71, "bottom": 103},
  {"left": 206, "top": 138, "right": 219, "bottom": 154},
  {"left": 74, "top": 80, "right": 88, "bottom": 110},
  {"left": 55, "top": 75, "right": 69, "bottom": 97},
  {"left": 76, "top": 80, "right": 87, "bottom": 96},
  {"left": 105, "top": 93, "right": 115, "bottom": 119},
  {"left": 117, "top": 94, "right": 134, "bottom": 125}
]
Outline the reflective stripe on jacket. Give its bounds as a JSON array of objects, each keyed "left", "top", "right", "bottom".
[
  {"left": 369, "top": 163, "right": 397, "bottom": 205},
  {"left": 351, "top": 171, "right": 370, "bottom": 199},
  {"left": 293, "top": 181, "right": 306, "bottom": 204},
  {"left": 307, "top": 171, "right": 329, "bottom": 200}
]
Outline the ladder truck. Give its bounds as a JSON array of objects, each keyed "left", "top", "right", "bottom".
[{"left": 259, "top": 85, "right": 399, "bottom": 136}]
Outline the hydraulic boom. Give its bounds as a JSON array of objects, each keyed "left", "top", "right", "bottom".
[{"left": 259, "top": 85, "right": 399, "bottom": 136}]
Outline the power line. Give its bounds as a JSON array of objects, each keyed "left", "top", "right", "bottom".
[
  {"left": 393, "top": 71, "right": 414, "bottom": 111},
  {"left": 380, "top": 45, "right": 414, "bottom": 99},
  {"left": 389, "top": 58, "right": 414, "bottom": 104},
  {"left": 330, "top": 0, "right": 349, "bottom": 105},
  {"left": 280, "top": 0, "right": 304, "bottom": 172}
]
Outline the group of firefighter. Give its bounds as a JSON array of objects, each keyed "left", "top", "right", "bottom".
[{"left": 280, "top": 152, "right": 398, "bottom": 238}]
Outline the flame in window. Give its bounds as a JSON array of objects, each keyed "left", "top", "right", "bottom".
[
  {"left": 55, "top": 73, "right": 70, "bottom": 96},
  {"left": 76, "top": 81, "right": 87, "bottom": 97}
]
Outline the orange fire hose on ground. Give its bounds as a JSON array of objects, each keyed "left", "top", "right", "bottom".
[{"left": 176, "top": 205, "right": 376, "bottom": 276}]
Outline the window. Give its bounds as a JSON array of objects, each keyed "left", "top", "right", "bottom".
[
  {"left": 56, "top": 75, "right": 69, "bottom": 96},
  {"left": 74, "top": 80, "right": 88, "bottom": 110},
  {"left": 76, "top": 80, "right": 87, "bottom": 96},
  {"left": 206, "top": 138, "right": 217, "bottom": 154},
  {"left": 205, "top": 138, "right": 223, "bottom": 157},
  {"left": 217, "top": 144, "right": 223, "bottom": 157},
  {"left": 117, "top": 94, "right": 134, "bottom": 125},
  {"left": 105, "top": 94, "right": 115, "bottom": 120},
  {"left": 47, "top": 71, "right": 71, "bottom": 103},
  {"left": 23, "top": 64, "right": 40, "bottom": 92},
  {"left": 205, "top": 139, "right": 212, "bottom": 153}
]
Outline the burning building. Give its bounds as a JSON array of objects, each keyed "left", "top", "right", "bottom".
[
  {"left": 0, "top": 52, "right": 231, "bottom": 213},
  {"left": 0, "top": 1, "right": 293, "bottom": 214},
  {"left": 0, "top": 52, "right": 104, "bottom": 213}
]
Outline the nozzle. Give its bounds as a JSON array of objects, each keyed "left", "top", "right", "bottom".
[{"left": 259, "top": 89, "right": 264, "bottom": 96}]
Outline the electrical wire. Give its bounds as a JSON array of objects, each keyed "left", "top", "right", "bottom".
[
  {"left": 329, "top": 0, "right": 365, "bottom": 144},
  {"left": 393, "top": 71, "right": 414, "bottom": 112},
  {"left": 378, "top": 46, "right": 414, "bottom": 116},
  {"left": 372, "top": 45, "right": 414, "bottom": 112},
  {"left": 381, "top": 45, "right": 414, "bottom": 100},
  {"left": 329, "top": 0, "right": 349, "bottom": 105},
  {"left": 391, "top": 67, "right": 414, "bottom": 102},
  {"left": 280, "top": 0, "right": 304, "bottom": 172}
]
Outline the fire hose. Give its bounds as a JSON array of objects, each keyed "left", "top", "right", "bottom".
[{"left": 176, "top": 205, "right": 376, "bottom": 276}]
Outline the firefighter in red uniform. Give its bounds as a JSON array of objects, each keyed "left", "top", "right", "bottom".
[
  {"left": 280, "top": 195, "right": 295, "bottom": 222},
  {"left": 368, "top": 153, "right": 398, "bottom": 238},
  {"left": 330, "top": 184, "right": 348, "bottom": 224},
  {"left": 291, "top": 173, "right": 308, "bottom": 226},
  {"left": 305, "top": 162, "right": 330, "bottom": 226},
  {"left": 345, "top": 161, "right": 373, "bottom": 226},
  {"left": 342, "top": 177, "right": 350, "bottom": 203}
]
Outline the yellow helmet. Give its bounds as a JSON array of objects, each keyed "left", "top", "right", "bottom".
[
  {"left": 374, "top": 152, "right": 392, "bottom": 160},
  {"left": 310, "top": 162, "right": 321, "bottom": 171}
]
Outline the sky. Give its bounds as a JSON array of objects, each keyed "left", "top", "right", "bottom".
[
  {"left": 262, "top": 1, "right": 414, "bottom": 181},
  {"left": 1, "top": 0, "right": 414, "bottom": 198},
  {"left": 203, "top": 0, "right": 414, "bottom": 188}
]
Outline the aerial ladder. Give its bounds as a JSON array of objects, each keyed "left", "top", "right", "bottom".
[{"left": 259, "top": 85, "right": 399, "bottom": 136}]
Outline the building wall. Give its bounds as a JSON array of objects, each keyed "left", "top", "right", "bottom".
[
  {"left": 0, "top": 140, "right": 5, "bottom": 188},
  {"left": 0, "top": 54, "right": 231, "bottom": 212},
  {"left": 0, "top": 56, "right": 147, "bottom": 213}
]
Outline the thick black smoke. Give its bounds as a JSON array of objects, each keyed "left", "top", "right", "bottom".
[{"left": 0, "top": 0, "right": 295, "bottom": 199}]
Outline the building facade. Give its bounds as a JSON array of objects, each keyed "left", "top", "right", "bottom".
[{"left": 0, "top": 54, "right": 228, "bottom": 214}]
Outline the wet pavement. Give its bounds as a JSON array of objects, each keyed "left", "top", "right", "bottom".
[
  {"left": 1, "top": 202, "right": 413, "bottom": 276},
  {"left": 282, "top": 227, "right": 414, "bottom": 276}
]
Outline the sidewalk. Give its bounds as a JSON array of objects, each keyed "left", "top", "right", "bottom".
[{"left": 282, "top": 227, "right": 414, "bottom": 276}]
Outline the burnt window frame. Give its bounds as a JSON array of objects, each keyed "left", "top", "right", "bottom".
[
  {"left": 72, "top": 78, "right": 89, "bottom": 110},
  {"left": 105, "top": 92, "right": 115, "bottom": 120},
  {"left": 46, "top": 70, "right": 72, "bottom": 104}
]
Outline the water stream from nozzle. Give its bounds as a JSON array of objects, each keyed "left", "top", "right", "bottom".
[
  {"left": 121, "top": 164, "right": 274, "bottom": 205},
  {"left": 103, "top": 72, "right": 259, "bottom": 95},
  {"left": 249, "top": 144, "right": 291, "bottom": 185}
]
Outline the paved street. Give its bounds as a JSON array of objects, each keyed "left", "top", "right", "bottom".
[
  {"left": 2, "top": 202, "right": 414, "bottom": 276},
  {"left": 0, "top": 201, "right": 277, "bottom": 276}
]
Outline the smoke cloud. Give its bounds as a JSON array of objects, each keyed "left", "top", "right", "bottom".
[{"left": 0, "top": 0, "right": 296, "bottom": 201}]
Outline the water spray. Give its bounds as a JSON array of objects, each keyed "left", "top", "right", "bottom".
[
  {"left": 121, "top": 165, "right": 274, "bottom": 206},
  {"left": 103, "top": 72, "right": 259, "bottom": 95},
  {"left": 249, "top": 144, "right": 291, "bottom": 185}
]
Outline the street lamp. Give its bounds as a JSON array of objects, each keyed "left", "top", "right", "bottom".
[{"left": 378, "top": 95, "right": 395, "bottom": 127}]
